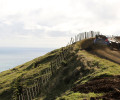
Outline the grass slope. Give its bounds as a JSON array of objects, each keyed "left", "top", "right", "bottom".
[{"left": 0, "top": 48, "right": 61, "bottom": 100}]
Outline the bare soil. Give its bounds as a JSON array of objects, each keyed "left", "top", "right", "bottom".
[
  {"left": 72, "top": 76, "right": 120, "bottom": 100},
  {"left": 89, "top": 45, "right": 120, "bottom": 64},
  {"left": 80, "top": 38, "right": 120, "bottom": 64},
  {"left": 115, "top": 37, "right": 120, "bottom": 42}
]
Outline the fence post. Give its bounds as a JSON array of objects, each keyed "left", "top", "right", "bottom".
[
  {"left": 89, "top": 32, "right": 91, "bottom": 38},
  {"left": 38, "top": 78, "right": 42, "bottom": 93},
  {"left": 75, "top": 35, "right": 78, "bottom": 42},
  {"left": 18, "top": 94, "right": 21, "bottom": 100},
  {"left": 86, "top": 32, "right": 88, "bottom": 39},
  {"left": 98, "top": 31, "right": 100, "bottom": 35},
  {"left": 51, "top": 62, "right": 54, "bottom": 75},
  {"left": 34, "top": 82, "right": 37, "bottom": 97},
  {"left": 28, "top": 88, "right": 32, "bottom": 100},
  {"left": 59, "top": 54, "right": 61, "bottom": 64},
  {"left": 37, "top": 81, "right": 40, "bottom": 95},
  {"left": 26, "top": 89, "right": 30, "bottom": 100},
  {"left": 21, "top": 94, "right": 24, "bottom": 100},
  {"left": 84, "top": 32, "right": 86, "bottom": 39},
  {"left": 72, "top": 37, "right": 74, "bottom": 44},
  {"left": 22, "top": 91, "right": 26, "bottom": 100},
  {"left": 70, "top": 38, "right": 72, "bottom": 44},
  {"left": 91, "top": 31, "right": 94, "bottom": 37},
  {"left": 41, "top": 76, "right": 44, "bottom": 84},
  {"left": 30, "top": 87, "right": 33, "bottom": 99},
  {"left": 79, "top": 33, "right": 81, "bottom": 41},
  {"left": 44, "top": 75, "right": 47, "bottom": 84},
  {"left": 82, "top": 33, "right": 83, "bottom": 40},
  {"left": 32, "top": 86, "right": 35, "bottom": 99}
]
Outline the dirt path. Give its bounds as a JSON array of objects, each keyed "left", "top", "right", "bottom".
[
  {"left": 80, "top": 38, "right": 120, "bottom": 64},
  {"left": 72, "top": 76, "right": 120, "bottom": 100},
  {"left": 115, "top": 37, "right": 120, "bottom": 42},
  {"left": 89, "top": 45, "right": 120, "bottom": 64}
]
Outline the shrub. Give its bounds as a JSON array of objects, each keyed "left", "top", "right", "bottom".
[
  {"left": 12, "top": 76, "right": 23, "bottom": 100},
  {"left": 61, "top": 60, "right": 67, "bottom": 66}
]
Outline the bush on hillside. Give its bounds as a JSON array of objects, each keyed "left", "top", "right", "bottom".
[
  {"left": 61, "top": 60, "right": 67, "bottom": 66},
  {"left": 12, "top": 76, "right": 23, "bottom": 100}
]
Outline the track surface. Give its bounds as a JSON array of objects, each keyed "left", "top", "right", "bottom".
[
  {"left": 81, "top": 38, "right": 120, "bottom": 64},
  {"left": 115, "top": 37, "right": 120, "bottom": 41},
  {"left": 89, "top": 45, "right": 120, "bottom": 64}
]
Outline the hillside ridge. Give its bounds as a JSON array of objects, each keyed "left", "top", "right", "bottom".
[{"left": 0, "top": 31, "right": 120, "bottom": 100}]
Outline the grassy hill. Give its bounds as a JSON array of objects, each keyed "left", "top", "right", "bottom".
[{"left": 0, "top": 38, "right": 120, "bottom": 100}]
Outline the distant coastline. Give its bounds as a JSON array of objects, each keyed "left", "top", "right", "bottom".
[{"left": 0, "top": 47, "right": 55, "bottom": 72}]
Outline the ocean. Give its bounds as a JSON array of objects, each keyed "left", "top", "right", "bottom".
[{"left": 0, "top": 47, "right": 55, "bottom": 72}]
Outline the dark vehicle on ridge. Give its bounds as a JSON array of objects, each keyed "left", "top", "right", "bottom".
[{"left": 94, "top": 35, "right": 109, "bottom": 45}]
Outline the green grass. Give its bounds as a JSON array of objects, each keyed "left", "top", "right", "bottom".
[
  {"left": 56, "top": 91, "right": 103, "bottom": 100},
  {"left": 0, "top": 39, "right": 120, "bottom": 100},
  {"left": 0, "top": 48, "right": 61, "bottom": 99},
  {"left": 75, "top": 50, "right": 120, "bottom": 84}
]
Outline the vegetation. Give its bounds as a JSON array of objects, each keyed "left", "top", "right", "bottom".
[
  {"left": 12, "top": 75, "right": 23, "bottom": 100},
  {"left": 0, "top": 38, "right": 120, "bottom": 100},
  {"left": 56, "top": 92, "right": 103, "bottom": 100}
]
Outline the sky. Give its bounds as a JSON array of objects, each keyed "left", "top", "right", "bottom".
[{"left": 0, "top": 0, "right": 120, "bottom": 48}]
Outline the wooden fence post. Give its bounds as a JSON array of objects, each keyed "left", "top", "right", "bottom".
[
  {"left": 59, "top": 54, "right": 62, "bottom": 63},
  {"left": 75, "top": 35, "right": 77, "bottom": 42},
  {"left": 49, "top": 66, "right": 52, "bottom": 74},
  {"left": 85, "top": 32, "right": 86, "bottom": 39},
  {"left": 36, "top": 81, "right": 39, "bottom": 95},
  {"left": 57, "top": 58, "right": 60, "bottom": 69},
  {"left": 21, "top": 94, "right": 24, "bottom": 100},
  {"left": 61, "top": 52, "right": 64, "bottom": 61},
  {"left": 18, "top": 94, "right": 21, "bottom": 100},
  {"left": 28, "top": 88, "right": 32, "bottom": 100},
  {"left": 22, "top": 91, "right": 26, "bottom": 100},
  {"left": 62, "top": 51, "right": 65, "bottom": 60},
  {"left": 82, "top": 33, "right": 84, "bottom": 40},
  {"left": 32, "top": 86, "right": 35, "bottom": 99},
  {"left": 82, "top": 33, "right": 83, "bottom": 40},
  {"left": 98, "top": 31, "right": 100, "bottom": 35},
  {"left": 91, "top": 31, "right": 94, "bottom": 37},
  {"left": 79, "top": 33, "right": 81, "bottom": 41},
  {"left": 38, "top": 79, "right": 42, "bottom": 94},
  {"left": 77, "top": 34, "right": 78, "bottom": 41},
  {"left": 72, "top": 37, "right": 74, "bottom": 44},
  {"left": 30, "top": 87, "right": 33, "bottom": 99},
  {"left": 86, "top": 32, "right": 88, "bottom": 39},
  {"left": 45, "top": 68, "right": 47, "bottom": 74},
  {"left": 26, "top": 89, "right": 30, "bottom": 100},
  {"left": 84, "top": 32, "right": 86, "bottom": 39},
  {"left": 44, "top": 76, "right": 47, "bottom": 84},
  {"left": 70, "top": 38, "right": 72, "bottom": 44},
  {"left": 46, "top": 75, "right": 48, "bottom": 82},
  {"left": 34, "top": 82, "right": 37, "bottom": 97},
  {"left": 58, "top": 55, "right": 60, "bottom": 65},
  {"left": 48, "top": 67, "right": 50, "bottom": 73},
  {"left": 50, "top": 62, "right": 54, "bottom": 75},
  {"left": 44, "top": 76, "right": 46, "bottom": 84},
  {"left": 87, "top": 31, "right": 89, "bottom": 38},
  {"left": 83, "top": 33, "right": 85, "bottom": 40},
  {"left": 41, "top": 76, "right": 44, "bottom": 84}
]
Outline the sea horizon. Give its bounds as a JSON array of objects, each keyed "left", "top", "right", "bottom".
[{"left": 0, "top": 47, "right": 55, "bottom": 72}]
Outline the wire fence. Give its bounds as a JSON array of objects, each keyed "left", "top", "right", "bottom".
[{"left": 15, "top": 31, "right": 100, "bottom": 100}]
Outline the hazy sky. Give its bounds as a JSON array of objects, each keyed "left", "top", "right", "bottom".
[{"left": 0, "top": 0, "right": 120, "bottom": 48}]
